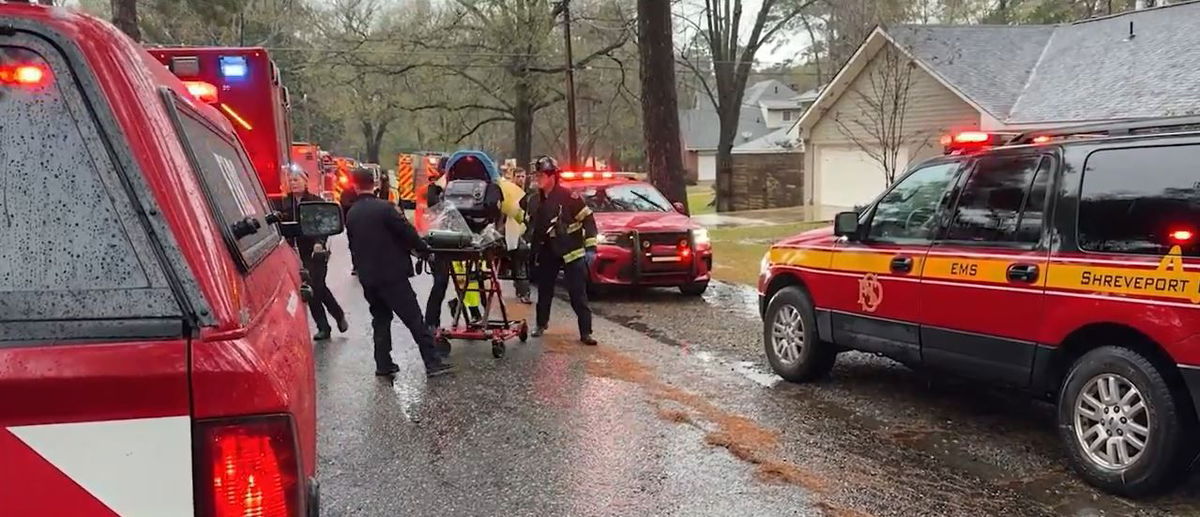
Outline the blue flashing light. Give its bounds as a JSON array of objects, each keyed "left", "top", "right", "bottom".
[{"left": 219, "top": 56, "right": 248, "bottom": 78}]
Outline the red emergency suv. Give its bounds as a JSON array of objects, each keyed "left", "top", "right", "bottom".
[
  {"left": 759, "top": 121, "right": 1200, "bottom": 496},
  {"left": 562, "top": 172, "right": 713, "bottom": 295},
  {"left": 0, "top": 5, "right": 336, "bottom": 515}
]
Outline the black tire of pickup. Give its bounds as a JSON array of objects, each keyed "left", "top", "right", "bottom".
[
  {"left": 1057, "top": 345, "right": 1197, "bottom": 497},
  {"left": 763, "top": 286, "right": 836, "bottom": 382}
]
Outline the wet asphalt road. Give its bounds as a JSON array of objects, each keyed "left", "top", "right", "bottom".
[{"left": 315, "top": 236, "right": 1200, "bottom": 516}]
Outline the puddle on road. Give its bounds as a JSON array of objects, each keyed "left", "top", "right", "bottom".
[{"left": 700, "top": 281, "right": 762, "bottom": 320}]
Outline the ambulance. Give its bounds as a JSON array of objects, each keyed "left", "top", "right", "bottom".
[
  {"left": 759, "top": 119, "right": 1200, "bottom": 496},
  {"left": 148, "top": 46, "right": 293, "bottom": 205},
  {"left": 0, "top": 4, "right": 332, "bottom": 515}
]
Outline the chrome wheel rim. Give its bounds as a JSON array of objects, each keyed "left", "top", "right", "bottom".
[
  {"left": 771, "top": 305, "right": 804, "bottom": 366},
  {"left": 1073, "top": 373, "right": 1151, "bottom": 470}
]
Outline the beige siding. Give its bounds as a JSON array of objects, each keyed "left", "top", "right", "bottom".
[{"left": 810, "top": 46, "right": 981, "bottom": 152}]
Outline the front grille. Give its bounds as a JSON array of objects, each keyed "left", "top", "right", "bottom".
[{"left": 637, "top": 232, "right": 693, "bottom": 273}]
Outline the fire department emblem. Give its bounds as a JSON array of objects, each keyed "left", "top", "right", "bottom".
[{"left": 857, "top": 273, "right": 884, "bottom": 312}]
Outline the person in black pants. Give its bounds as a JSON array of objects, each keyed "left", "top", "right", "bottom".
[
  {"left": 345, "top": 167, "right": 453, "bottom": 378},
  {"left": 282, "top": 171, "right": 348, "bottom": 341},
  {"left": 526, "top": 156, "right": 598, "bottom": 345}
]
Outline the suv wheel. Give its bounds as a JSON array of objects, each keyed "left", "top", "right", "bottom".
[
  {"left": 763, "top": 286, "right": 835, "bottom": 382},
  {"left": 1057, "top": 345, "right": 1197, "bottom": 496}
]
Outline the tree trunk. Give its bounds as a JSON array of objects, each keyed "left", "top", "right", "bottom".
[
  {"left": 513, "top": 79, "right": 534, "bottom": 169},
  {"left": 110, "top": 0, "right": 141, "bottom": 42},
  {"left": 637, "top": 0, "right": 689, "bottom": 211},
  {"left": 362, "top": 120, "right": 389, "bottom": 165}
]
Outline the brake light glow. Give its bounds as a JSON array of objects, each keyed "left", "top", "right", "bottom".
[
  {"left": 195, "top": 416, "right": 302, "bottom": 517},
  {"left": 0, "top": 64, "right": 49, "bottom": 86},
  {"left": 184, "top": 81, "right": 219, "bottom": 104},
  {"left": 219, "top": 103, "right": 254, "bottom": 130},
  {"left": 1170, "top": 229, "right": 1194, "bottom": 242}
]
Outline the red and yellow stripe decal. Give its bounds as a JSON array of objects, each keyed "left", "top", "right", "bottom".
[{"left": 769, "top": 244, "right": 1200, "bottom": 305}]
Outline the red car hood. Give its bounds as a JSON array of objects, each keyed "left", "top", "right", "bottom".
[
  {"left": 776, "top": 225, "right": 835, "bottom": 247},
  {"left": 594, "top": 211, "right": 698, "bottom": 233}
]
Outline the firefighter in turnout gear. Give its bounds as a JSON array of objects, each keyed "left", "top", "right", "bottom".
[{"left": 526, "top": 156, "right": 598, "bottom": 345}]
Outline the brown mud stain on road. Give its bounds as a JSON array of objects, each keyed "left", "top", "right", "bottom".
[{"left": 542, "top": 332, "right": 860, "bottom": 516}]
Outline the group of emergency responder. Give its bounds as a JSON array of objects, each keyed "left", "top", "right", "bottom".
[{"left": 283, "top": 151, "right": 599, "bottom": 378}]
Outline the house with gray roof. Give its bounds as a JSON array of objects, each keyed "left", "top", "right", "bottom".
[
  {"left": 679, "top": 79, "right": 814, "bottom": 183},
  {"left": 796, "top": 0, "right": 1200, "bottom": 218}
]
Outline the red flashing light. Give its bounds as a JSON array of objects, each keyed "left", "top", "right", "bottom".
[
  {"left": 338, "top": 175, "right": 349, "bottom": 186},
  {"left": 196, "top": 417, "right": 301, "bottom": 517},
  {"left": 1032, "top": 135, "right": 1052, "bottom": 144},
  {"left": 953, "top": 131, "right": 990, "bottom": 144},
  {"left": 582, "top": 172, "right": 596, "bottom": 179},
  {"left": 0, "top": 64, "right": 49, "bottom": 87},
  {"left": 183, "top": 80, "right": 218, "bottom": 104},
  {"left": 1170, "top": 229, "right": 1194, "bottom": 242},
  {"left": 560, "top": 171, "right": 578, "bottom": 180}
]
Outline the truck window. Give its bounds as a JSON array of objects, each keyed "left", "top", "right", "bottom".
[
  {"left": 174, "top": 106, "right": 280, "bottom": 268},
  {"left": 0, "top": 45, "right": 180, "bottom": 335},
  {"left": 944, "top": 155, "right": 1050, "bottom": 244},
  {"left": 1078, "top": 144, "right": 1200, "bottom": 257},
  {"left": 867, "top": 161, "right": 961, "bottom": 244}
]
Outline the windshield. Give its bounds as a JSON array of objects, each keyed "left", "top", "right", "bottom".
[{"left": 580, "top": 184, "right": 671, "bottom": 213}]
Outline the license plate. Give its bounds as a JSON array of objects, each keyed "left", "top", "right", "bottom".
[{"left": 650, "top": 256, "right": 682, "bottom": 263}]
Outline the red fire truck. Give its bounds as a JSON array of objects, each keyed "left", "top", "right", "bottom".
[{"left": 148, "top": 47, "right": 293, "bottom": 204}]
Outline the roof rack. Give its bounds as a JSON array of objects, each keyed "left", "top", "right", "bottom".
[{"left": 1010, "top": 115, "right": 1200, "bottom": 145}]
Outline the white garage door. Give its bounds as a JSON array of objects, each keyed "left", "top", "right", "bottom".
[
  {"left": 697, "top": 154, "right": 717, "bottom": 182},
  {"left": 817, "top": 145, "right": 906, "bottom": 212}
]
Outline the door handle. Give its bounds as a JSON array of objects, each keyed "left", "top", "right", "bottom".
[
  {"left": 1007, "top": 263, "right": 1039, "bottom": 283},
  {"left": 890, "top": 255, "right": 913, "bottom": 274}
]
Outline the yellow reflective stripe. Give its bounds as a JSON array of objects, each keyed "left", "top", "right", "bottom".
[
  {"left": 575, "top": 206, "right": 592, "bottom": 221},
  {"left": 563, "top": 248, "right": 585, "bottom": 262},
  {"left": 567, "top": 222, "right": 583, "bottom": 233},
  {"left": 584, "top": 237, "right": 597, "bottom": 247}
]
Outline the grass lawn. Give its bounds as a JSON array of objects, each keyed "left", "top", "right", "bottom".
[
  {"left": 687, "top": 184, "right": 715, "bottom": 215},
  {"left": 708, "top": 221, "right": 827, "bottom": 286}
]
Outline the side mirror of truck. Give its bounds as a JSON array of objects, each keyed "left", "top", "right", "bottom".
[
  {"left": 833, "top": 211, "right": 860, "bottom": 240},
  {"left": 297, "top": 201, "right": 344, "bottom": 237}
]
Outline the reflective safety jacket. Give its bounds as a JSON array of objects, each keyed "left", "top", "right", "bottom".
[{"left": 526, "top": 184, "right": 597, "bottom": 263}]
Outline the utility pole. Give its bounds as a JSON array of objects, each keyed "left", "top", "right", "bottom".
[{"left": 556, "top": 0, "right": 579, "bottom": 169}]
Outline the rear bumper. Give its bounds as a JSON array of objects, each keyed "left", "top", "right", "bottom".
[{"left": 1179, "top": 364, "right": 1200, "bottom": 419}]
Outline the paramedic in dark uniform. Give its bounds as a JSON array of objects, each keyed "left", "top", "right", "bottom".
[
  {"left": 282, "top": 170, "right": 348, "bottom": 341},
  {"left": 527, "top": 156, "right": 598, "bottom": 345},
  {"left": 345, "top": 167, "right": 453, "bottom": 377}
]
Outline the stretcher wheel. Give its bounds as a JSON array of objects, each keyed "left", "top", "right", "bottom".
[
  {"left": 435, "top": 335, "right": 452, "bottom": 358},
  {"left": 519, "top": 323, "right": 529, "bottom": 343},
  {"left": 491, "top": 340, "right": 506, "bottom": 359}
]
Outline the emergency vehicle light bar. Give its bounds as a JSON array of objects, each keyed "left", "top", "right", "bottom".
[
  {"left": 220, "top": 56, "right": 248, "bottom": 78},
  {"left": 940, "top": 131, "right": 1020, "bottom": 155},
  {"left": 1010, "top": 115, "right": 1200, "bottom": 145}
]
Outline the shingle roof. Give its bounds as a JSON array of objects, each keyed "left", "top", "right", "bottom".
[
  {"left": 680, "top": 79, "right": 794, "bottom": 150},
  {"left": 888, "top": 25, "right": 1055, "bottom": 119},
  {"left": 1008, "top": 2, "right": 1200, "bottom": 122},
  {"left": 732, "top": 125, "right": 801, "bottom": 154},
  {"left": 884, "top": 1, "right": 1200, "bottom": 124}
]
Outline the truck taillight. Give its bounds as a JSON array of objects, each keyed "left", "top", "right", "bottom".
[
  {"left": 195, "top": 416, "right": 304, "bottom": 517},
  {"left": 0, "top": 64, "right": 49, "bottom": 87}
]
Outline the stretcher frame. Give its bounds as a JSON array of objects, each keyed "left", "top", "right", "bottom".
[{"left": 430, "top": 245, "right": 528, "bottom": 358}]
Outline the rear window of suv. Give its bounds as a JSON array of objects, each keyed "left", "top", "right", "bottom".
[{"left": 1078, "top": 144, "right": 1200, "bottom": 256}]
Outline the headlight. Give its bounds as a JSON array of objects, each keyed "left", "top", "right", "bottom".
[
  {"left": 760, "top": 252, "right": 771, "bottom": 276},
  {"left": 691, "top": 228, "right": 710, "bottom": 245}
]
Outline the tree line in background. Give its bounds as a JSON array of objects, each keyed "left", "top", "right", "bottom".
[{"left": 82, "top": 0, "right": 1164, "bottom": 211}]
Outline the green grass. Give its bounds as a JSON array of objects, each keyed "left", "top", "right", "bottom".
[
  {"left": 687, "top": 184, "right": 715, "bottom": 215},
  {"left": 708, "top": 221, "right": 827, "bottom": 286}
]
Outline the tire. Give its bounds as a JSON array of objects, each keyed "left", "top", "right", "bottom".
[
  {"left": 762, "top": 286, "right": 836, "bottom": 382},
  {"left": 1056, "top": 345, "right": 1198, "bottom": 497},
  {"left": 679, "top": 281, "right": 709, "bottom": 296}
]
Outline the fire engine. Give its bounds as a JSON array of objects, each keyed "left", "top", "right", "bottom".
[
  {"left": 291, "top": 142, "right": 327, "bottom": 196},
  {"left": 148, "top": 46, "right": 293, "bottom": 204}
]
